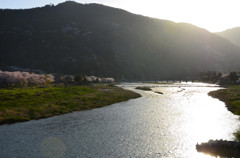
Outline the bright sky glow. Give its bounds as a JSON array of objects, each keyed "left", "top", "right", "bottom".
[{"left": 0, "top": 0, "right": 240, "bottom": 32}]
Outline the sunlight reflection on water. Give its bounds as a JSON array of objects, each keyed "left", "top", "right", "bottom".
[
  {"left": 0, "top": 82, "right": 239, "bottom": 158},
  {"left": 121, "top": 82, "right": 239, "bottom": 158}
]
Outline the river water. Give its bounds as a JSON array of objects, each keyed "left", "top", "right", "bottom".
[{"left": 0, "top": 82, "right": 239, "bottom": 158}]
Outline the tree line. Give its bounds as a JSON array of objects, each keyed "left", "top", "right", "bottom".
[
  {"left": 0, "top": 70, "right": 54, "bottom": 87},
  {"left": 0, "top": 70, "right": 115, "bottom": 87}
]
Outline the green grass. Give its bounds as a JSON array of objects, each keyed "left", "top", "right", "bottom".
[
  {"left": 208, "top": 85, "right": 240, "bottom": 115},
  {"left": 0, "top": 84, "right": 141, "bottom": 125},
  {"left": 135, "top": 86, "right": 152, "bottom": 91},
  {"left": 208, "top": 85, "right": 240, "bottom": 141},
  {"left": 234, "top": 131, "right": 240, "bottom": 141}
]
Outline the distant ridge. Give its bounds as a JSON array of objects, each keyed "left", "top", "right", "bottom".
[
  {"left": 1, "top": 1, "right": 240, "bottom": 80},
  {"left": 216, "top": 27, "right": 240, "bottom": 47}
]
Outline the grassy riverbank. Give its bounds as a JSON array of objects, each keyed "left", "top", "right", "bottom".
[
  {"left": 0, "top": 84, "right": 141, "bottom": 125},
  {"left": 208, "top": 85, "right": 240, "bottom": 140},
  {"left": 208, "top": 85, "right": 240, "bottom": 115}
]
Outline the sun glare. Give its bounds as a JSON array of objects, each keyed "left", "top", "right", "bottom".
[
  {"left": 1, "top": 0, "right": 240, "bottom": 31},
  {"left": 111, "top": 0, "right": 240, "bottom": 32}
]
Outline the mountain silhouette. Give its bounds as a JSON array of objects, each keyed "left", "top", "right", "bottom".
[
  {"left": 1, "top": 1, "right": 240, "bottom": 80},
  {"left": 216, "top": 27, "right": 240, "bottom": 47}
]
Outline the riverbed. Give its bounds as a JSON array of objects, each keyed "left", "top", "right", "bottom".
[{"left": 0, "top": 82, "right": 239, "bottom": 158}]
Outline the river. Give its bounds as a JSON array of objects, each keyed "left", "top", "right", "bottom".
[{"left": 0, "top": 82, "right": 239, "bottom": 158}]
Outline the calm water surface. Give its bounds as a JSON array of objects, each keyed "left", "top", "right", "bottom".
[{"left": 0, "top": 82, "right": 239, "bottom": 158}]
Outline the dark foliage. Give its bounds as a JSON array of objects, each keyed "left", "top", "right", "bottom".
[
  {"left": 198, "top": 71, "right": 221, "bottom": 83},
  {"left": 1, "top": 1, "right": 240, "bottom": 80},
  {"left": 196, "top": 140, "right": 240, "bottom": 157},
  {"left": 229, "top": 72, "right": 238, "bottom": 82}
]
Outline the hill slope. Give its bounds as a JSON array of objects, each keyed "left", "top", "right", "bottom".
[
  {"left": 1, "top": 1, "right": 240, "bottom": 80},
  {"left": 216, "top": 27, "right": 240, "bottom": 47}
]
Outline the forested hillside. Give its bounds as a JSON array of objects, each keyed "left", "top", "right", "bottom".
[{"left": 1, "top": 1, "right": 240, "bottom": 80}]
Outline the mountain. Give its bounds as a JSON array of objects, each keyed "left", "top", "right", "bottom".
[
  {"left": 216, "top": 27, "right": 240, "bottom": 47},
  {"left": 1, "top": 1, "right": 240, "bottom": 80}
]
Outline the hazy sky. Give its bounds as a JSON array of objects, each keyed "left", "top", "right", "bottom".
[{"left": 1, "top": 0, "right": 240, "bottom": 32}]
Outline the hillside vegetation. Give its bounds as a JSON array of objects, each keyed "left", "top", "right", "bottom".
[
  {"left": 216, "top": 27, "right": 240, "bottom": 47},
  {"left": 1, "top": 1, "right": 240, "bottom": 80}
]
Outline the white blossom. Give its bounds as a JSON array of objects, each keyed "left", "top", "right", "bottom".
[{"left": 0, "top": 70, "right": 55, "bottom": 87}]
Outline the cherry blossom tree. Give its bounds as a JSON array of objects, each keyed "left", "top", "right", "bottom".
[{"left": 0, "top": 70, "right": 55, "bottom": 87}]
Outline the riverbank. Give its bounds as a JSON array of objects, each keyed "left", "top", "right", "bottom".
[
  {"left": 0, "top": 84, "right": 141, "bottom": 125},
  {"left": 209, "top": 85, "right": 240, "bottom": 141},
  {"left": 197, "top": 85, "right": 240, "bottom": 157},
  {"left": 208, "top": 85, "right": 240, "bottom": 115}
]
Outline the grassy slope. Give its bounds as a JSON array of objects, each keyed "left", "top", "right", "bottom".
[
  {"left": 0, "top": 84, "right": 141, "bottom": 125},
  {"left": 208, "top": 85, "right": 240, "bottom": 115}
]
